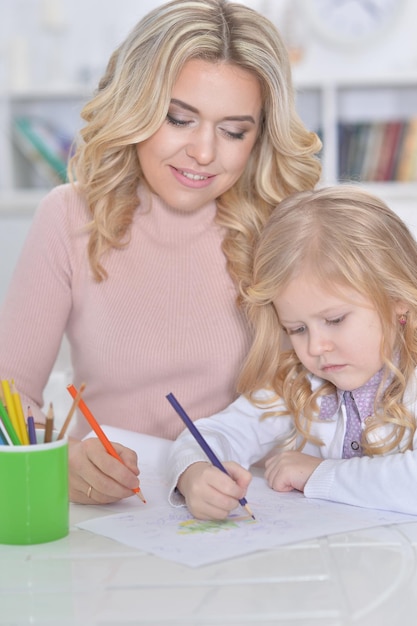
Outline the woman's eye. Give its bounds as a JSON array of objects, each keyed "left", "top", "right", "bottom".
[
  {"left": 166, "top": 114, "right": 246, "bottom": 140},
  {"left": 166, "top": 113, "right": 190, "bottom": 127},
  {"left": 221, "top": 128, "right": 245, "bottom": 140}
]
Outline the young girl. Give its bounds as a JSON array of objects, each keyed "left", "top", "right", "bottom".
[{"left": 167, "top": 186, "right": 417, "bottom": 519}]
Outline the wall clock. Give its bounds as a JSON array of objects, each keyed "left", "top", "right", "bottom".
[{"left": 302, "top": 0, "right": 407, "bottom": 49}]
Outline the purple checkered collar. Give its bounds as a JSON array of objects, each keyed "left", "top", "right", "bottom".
[{"left": 318, "top": 366, "right": 390, "bottom": 422}]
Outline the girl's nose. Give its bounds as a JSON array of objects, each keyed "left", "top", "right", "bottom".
[{"left": 308, "top": 329, "right": 333, "bottom": 356}]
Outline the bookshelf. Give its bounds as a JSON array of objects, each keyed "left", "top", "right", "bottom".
[
  {"left": 294, "top": 72, "right": 417, "bottom": 198},
  {"left": 1, "top": 75, "right": 417, "bottom": 214},
  {"left": 0, "top": 88, "right": 89, "bottom": 213}
]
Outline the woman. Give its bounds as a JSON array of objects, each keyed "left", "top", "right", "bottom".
[{"left": 0, "top": 0, "right": 321, "bottom": 503}]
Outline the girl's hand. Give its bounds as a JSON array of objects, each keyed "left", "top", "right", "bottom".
[
  {"left": 68, "top": 437, "right": 141, "bottom": 504},
  {"left": 264, "top": 450, "right": 322, "bottom": 493},
  {"left": 177, "top": 461, "right": 252, "bottom": 520}
]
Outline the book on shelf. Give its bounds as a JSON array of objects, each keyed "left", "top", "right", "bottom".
[
  {"left": 337, "top": 117, "right": 417, "bottom": 183},
  {"left": 373, "top": 120, "right": 404, "bottom": 182},
  {"left": 395, "top": 118, "right": 417, "bottom": 182},
  {"left": 12, "top": 116, "right": 73, "bottom": 186},
  {"left": 363, "top": 122, "right": 387, "bottom": 182}
]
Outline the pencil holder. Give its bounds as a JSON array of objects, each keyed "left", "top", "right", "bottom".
[{"left": 0, "top": 429, "right": 69, "bottom": 544}]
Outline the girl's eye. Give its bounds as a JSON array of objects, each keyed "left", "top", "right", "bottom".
[
  {"left": 285, "top": 325, "right": 306, "bottom": 336},
  {"left": 326, "top": 315, "right": 345, "bottom": 326}
]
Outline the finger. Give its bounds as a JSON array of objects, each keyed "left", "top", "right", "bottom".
[
  {"left": 69, "top": 439, "right": 140, "bottom": 503},
  {"left": 206, "top": 466, "right": 248, "bottom": 502},
  {"left": 187, "top": 492, "right": 240, "bottom": 520},
  {"left": 84, "top": 461, "right": 141, "bottom": 501},
  {"left": 70, "top": 481, "right": 127, "bottom": 505},
  {"left": 86, "top": 442, "right": 140, "bottom": 491},
  {"left": 223, "top": 461, "right": 252, "bottom": 491},
  {"left": 112, "top": 442, "right": 140, "bottom": 475}
]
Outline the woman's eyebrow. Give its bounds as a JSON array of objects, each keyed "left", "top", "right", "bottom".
[{"left": 170, "top": 98, "right": 256, "bottom": 124}]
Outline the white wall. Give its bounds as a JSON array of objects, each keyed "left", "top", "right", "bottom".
[
  {"left": 0, "top": 215, "right": 32, "bottom": 300},
  {"left": 2, "top": 0, "right": 417, "bottom": 93}
]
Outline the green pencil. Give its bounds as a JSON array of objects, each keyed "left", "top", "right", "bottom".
[{"left": 0, "top": 398, "right": 21, "bottom": 445}]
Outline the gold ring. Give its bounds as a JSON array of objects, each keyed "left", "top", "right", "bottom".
[{"left": 87, "top": 485, "right": 92, "bottom": 499}]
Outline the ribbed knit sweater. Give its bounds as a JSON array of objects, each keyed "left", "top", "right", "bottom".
[{"left": 0, "top": 184, "right": 251, "bottom": 440}]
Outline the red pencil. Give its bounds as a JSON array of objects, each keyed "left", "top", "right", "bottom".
[{"left": 66, "top": 384, "right": 146, "bottom": 503}]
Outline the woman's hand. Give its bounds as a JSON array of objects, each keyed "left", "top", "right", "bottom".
[
  {"left": 177, "top": 461, "right": 252, "bottom": 520},
  {"left": 264, "top": 450, "right": 322, "bottom": 493},
  {"left": 68, "top": 437, "right": 141, "bottom": 504}
]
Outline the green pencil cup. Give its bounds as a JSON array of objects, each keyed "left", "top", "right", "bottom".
[{"left": 0, "top": 429, "right": 69, "bottom": 544}]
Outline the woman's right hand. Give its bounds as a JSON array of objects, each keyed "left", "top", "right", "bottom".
[
  {"left": 68, "top": 437, "right": 141, "bottom": 504},
  {"left": 177, "top": 461, "right": 252, "bottom": 520}
]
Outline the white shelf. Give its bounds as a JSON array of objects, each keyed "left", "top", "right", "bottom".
[
  {"left": 0, "top": 189, "right": 47, "bottom": 216},
  {"left": 8, "top": 86, "right": 91, "bottom": 99},
  {"left": 0, "top": 86, "right": 87, "bottom": 192},
  {"left": 1, "top": 78, "right": 417, "bottom": 206},
  {"left": 294, "top": 74, "right": 417, "bottom": 194},
  {"left": 294, "top": 71, "right": 417, "bottom": 89}
]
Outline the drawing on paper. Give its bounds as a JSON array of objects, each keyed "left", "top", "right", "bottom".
[{"left": 177, "top": 514, "right": 256, "bottom": 535}]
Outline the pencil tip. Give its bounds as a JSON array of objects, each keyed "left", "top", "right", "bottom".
[{"left": 135, "top": 490, "right": 146, "bottom": 504}]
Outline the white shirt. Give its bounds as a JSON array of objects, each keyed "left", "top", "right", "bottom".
[{"left": 166, "top": 372, "right": 417, "bottom": 515}]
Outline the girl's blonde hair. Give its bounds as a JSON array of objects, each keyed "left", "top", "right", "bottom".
[
  {"left": 239, "top": 185, "right": 417, "bottom": 455},
  {"left": 69, "top": 0, "right": 321, "bottom": 283}
]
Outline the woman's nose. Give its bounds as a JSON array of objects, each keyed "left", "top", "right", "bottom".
[{"left": 186, "top": 126, "right": 216, "bottom": 165}]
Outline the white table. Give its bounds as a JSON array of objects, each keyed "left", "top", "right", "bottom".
[{"left": 2, "top": 502, "right": 417, "bottom": 626}]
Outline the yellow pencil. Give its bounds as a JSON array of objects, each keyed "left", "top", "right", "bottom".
[
  {"left": 1, "top": 379, "right": 23, "bottom": 444},
  {"left": 11, "top": 381, "right": 29, "bottom": 445}
]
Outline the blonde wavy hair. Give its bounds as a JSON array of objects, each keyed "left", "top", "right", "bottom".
[
  {"left": 239, "top": 185, "right": 417, "bottom": 456},
  {"left": 69, "top": 0, "right": 321, "bottom": 283}
]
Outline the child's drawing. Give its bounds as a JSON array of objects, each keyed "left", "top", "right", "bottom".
[{"left": 177, "top": 514, "right": 256, "bottom": 534}]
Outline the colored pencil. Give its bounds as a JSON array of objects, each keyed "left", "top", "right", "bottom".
[
  {"left": 44, "top": 402, "right": 54, "bottom": 443},
  {"left": 1, "top": 379, "right": 22, "bottom": 443},
  {"left": 58, "top": 382, "right": 86, "bottom": 440},
  {"left": 11, "top": 381, "right": 29, "bottom": 445},
  {"left": 26, "top": 407, "right": 37, "bottom": 445},
  {"left": 0, "top": 417, "right": 13, "bottom": 445},
  {"left": 166, "top": 392, "right": 255, "bottom": 520},
  {"left": 66, "top": 384, "right": 146, "bottom": 503},
  {"left": 0, "top": 397, "right": 21, "bottom": 445}
]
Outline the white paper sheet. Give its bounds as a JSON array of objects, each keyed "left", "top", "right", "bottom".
[{"left": 77, "top": 426, "right": 416, "bottom": 567}]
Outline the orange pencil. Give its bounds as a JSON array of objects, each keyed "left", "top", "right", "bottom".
[{"left": 67, "top": 384, "right": 146, "bottom": 503}]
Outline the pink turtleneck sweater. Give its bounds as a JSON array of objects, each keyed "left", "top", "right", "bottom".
[{"left": 0, "top": 184, "right": 251, "bottom": 439}]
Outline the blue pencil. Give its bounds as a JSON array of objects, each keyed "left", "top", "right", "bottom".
[
  {"left": 0, "top": 414, "right": 12, "bottom": 445},
  {"left": 166, "top": 392, "right": 255, "bottom": 519},
  {"left": 0, "top": 426, "right": 7, "bottom": 445},
  {"left": 26, "top": 408, "right": 37, "bottom": 445}
]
